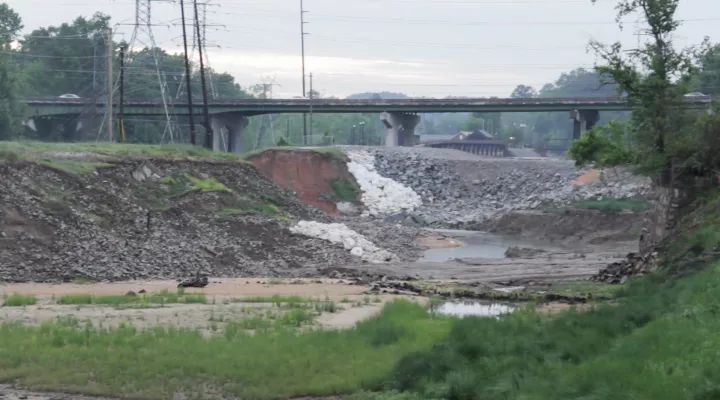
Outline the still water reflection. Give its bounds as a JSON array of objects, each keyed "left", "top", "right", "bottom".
[{"left": 435, "top": 301, "right": 515, "bottom": 317}]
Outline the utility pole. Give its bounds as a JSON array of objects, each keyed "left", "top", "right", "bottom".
[
  {"left": 193, "top": 0, "right": 213, "bottom": 150},
  {"left": 180, "top": 0, "right": 196, "bottom": 145},
  {"left": 106, "top": 28, "right": 114, "bottom": 142},
  {"left": 309, "top": 72, "right": 314, "bottom": 140},
  {"left": 118, "top": 45, "right": 126, "bottom": 142},
  {"left": 300, "top": 0, "right": 308, "bottom": 144}
]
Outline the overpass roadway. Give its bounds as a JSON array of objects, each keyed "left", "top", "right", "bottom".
[
  {"left": 22, "top": 96, "right": 711, "bottom": 117},
  {"left": 21, "top": 96, "right": 712, "bottom": 154}
]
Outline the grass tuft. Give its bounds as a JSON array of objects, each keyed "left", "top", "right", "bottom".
[
  {"left": 57, "top": 290, "right": 206, "bottom": 306},
  {"left": 2, "top": 293, "right": 38, "bottom": 307}
]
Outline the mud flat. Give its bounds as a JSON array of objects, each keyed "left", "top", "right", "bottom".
[{"left": 0, "top": 278, "right": 404, "bottom": 335}]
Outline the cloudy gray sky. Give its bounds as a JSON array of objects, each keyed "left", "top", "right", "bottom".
[{"left": 6, "top": 0, "right": 718, "bottom": 98}]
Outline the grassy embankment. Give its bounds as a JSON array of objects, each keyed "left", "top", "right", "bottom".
[{"left": 0, "top": 140, "right": 348, "bottom": 174}]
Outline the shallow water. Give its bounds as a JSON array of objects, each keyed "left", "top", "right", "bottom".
[
  {"left": 421, "top": 229, "right": 550, "bottom": 262},
  {"left": 435, "top": 301, "right": 515, "bottom": 317}
]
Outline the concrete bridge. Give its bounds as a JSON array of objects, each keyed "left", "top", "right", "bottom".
[{"left": 22, "top": 96, "right": 711, "bottom": 154}]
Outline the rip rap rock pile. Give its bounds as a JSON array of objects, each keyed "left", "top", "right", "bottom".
[
  {"left": 345, "top": 150, "right": 422, "bottom": 216},
  {"left": 289, "top": 221, "right": 398, "bottom": 263}
]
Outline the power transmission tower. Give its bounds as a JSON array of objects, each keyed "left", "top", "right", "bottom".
[
  {"left": 253, "top": 77, "right": 280, "bottom": 149},
  {"left": 124, "top": 0, "right": 178, "bottom": 143}
]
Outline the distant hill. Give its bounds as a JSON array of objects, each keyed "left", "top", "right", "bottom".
[{"left": 346, "top": 92, "right": 409, "bottom": 100}]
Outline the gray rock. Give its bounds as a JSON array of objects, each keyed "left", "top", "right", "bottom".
[{"left": 337, "top": 201, "right": 361, "bottom": 216}]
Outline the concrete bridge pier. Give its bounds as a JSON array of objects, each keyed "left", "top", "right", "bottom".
[
  {"left": 380, "top": 112, "right": 420, "bottom": 147},
  {"left": 210, "top": 113, "right": 249, "bottom": 154},
  {"left": 571, "top": 109, "right": 600, "bottom": 140},
  {"left": 28, "top": 117, "right": 81, "bottom": 141}
]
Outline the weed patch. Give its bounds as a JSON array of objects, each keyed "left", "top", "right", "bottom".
[
  {"left": 187, "top": 176, "right": 230, "bottom": 192},
  {"left": 2, "top": 293, "right": 38, "bottom": 307},
  {"left": 330, "top": 179, "right": 360, "bottom": 202}
]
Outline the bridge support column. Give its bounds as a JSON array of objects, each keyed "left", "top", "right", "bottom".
[
  {"left": 210, "top": 113, "right": 249, "bottom": 154},
  {"left": 380, "top": 112, "right": 420, "bottom": 147},
  {"left": 571, "top": 109, "right": 600, "bottom": 140}
]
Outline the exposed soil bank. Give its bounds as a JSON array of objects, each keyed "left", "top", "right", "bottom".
[
  {"left": 249, "top": 149, "right": 358, "bottom": 215},
  {"left": 476, "top": 209, "right": 644, "bottom": 247}
]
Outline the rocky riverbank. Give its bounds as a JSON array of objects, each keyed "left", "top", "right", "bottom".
[{"left": 363, "top": 146, "right": 650, "bottom": 227}]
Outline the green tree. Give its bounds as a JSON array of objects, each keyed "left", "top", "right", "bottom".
[
  {"left": 18, "top": 13, "right": 111, "bottom": 98},
  {"left": 510, "top": 84, "right": 537, "bottom": 98},
  {"left": 690, "top": 42, "right": 720, "bottom": 96},
  {"left": 0, "top": 4, "right": 24, "bottom": 140},
  {"left": 569, "top": 120, "right": 634, "bottom": 167},
  {"left": 587, "top": 0, "right": 698, "bottom": 180}
]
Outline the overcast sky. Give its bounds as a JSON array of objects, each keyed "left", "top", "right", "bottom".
[{"left": 6, "top": 0, "right": 718, "bottom": 98}]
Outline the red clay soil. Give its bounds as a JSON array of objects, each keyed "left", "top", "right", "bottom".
[{"left": 249, "top": 149, "right": 355, "bottom": 215}]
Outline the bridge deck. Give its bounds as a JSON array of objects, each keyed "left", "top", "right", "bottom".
[{"left": 23, "top": 96, "right": 710, "bottom": 116}]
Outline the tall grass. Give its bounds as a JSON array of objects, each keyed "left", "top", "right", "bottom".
[
  {"left": 0, "top": 300, "right": 450, "bottom": 400},
  {"left": 390, "top": 266, "right": 720, "bottom": 400}
]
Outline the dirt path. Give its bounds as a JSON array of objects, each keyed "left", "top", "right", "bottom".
[
  {"left": 0, "top": 278, "right": 363, "bottom": 298},
  {"left": 0, "top": 385, "right": 117, "bottom": 400}
]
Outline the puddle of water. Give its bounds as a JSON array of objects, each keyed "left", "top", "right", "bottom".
[
  {"left": 421, "top": 229, "right": 553, "bottom": 262},
  {"left": 434, "top": 301, "right": 515, "bottom": 317}
]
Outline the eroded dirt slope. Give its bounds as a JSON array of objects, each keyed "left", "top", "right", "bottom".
[{"left": 249, "top": 149, "right": 359, "bottom": 215}]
